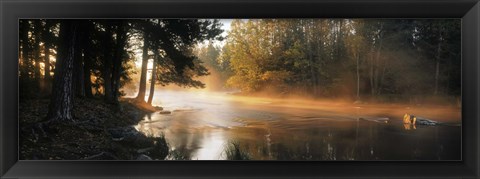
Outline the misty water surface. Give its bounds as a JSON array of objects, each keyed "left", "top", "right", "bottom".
[{"left": 133, "top": 90, "right": 461, "bottom": 160}]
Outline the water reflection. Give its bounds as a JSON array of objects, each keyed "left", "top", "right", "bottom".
[
  {"left": 133, "top": 90, "right": 461, "bottom": 160},
  {"left": 194, "top": 131, "right": 226, "bottom": 160}
]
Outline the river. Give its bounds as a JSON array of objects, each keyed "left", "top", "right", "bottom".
[{"left": 132, "top": 90, "right": 461, "bottom": 160}]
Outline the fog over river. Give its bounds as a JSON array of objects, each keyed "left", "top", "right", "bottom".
[{"left": 130, "top": 90, "right": 461, "bottom": 160}]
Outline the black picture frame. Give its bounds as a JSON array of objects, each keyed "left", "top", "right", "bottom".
[{"left": 1, "top": 0, "right": 479, "bottom": 178}]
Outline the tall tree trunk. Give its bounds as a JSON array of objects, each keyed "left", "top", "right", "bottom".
[
  {"left": 369, "top": 53, "right": 375, "bottom": 96},
  {"left": 378, "top": 56, "right": 388, "bottom": 96},
  {"left": 315, "top": 20, "right": 324, "bottom": 96},
  {"left": 43, "top": 21, "right": 52, "bottom": 81},
  {"left": 147, "top": 54, "right": 157, "bottom": 105},
  {"left": 46, "top": 21, "right": 79, "bottom": 122},
  {"left": 82, "top": 24, "right": 93, "bottom": 98},
  {"left": 374, "top": 35, "right": 383, "bottom": 95},
  {"left": 136, "top": 33, "right": 149, "bottom": 102},
  {"left": 73, "top": 26, "right": 85, "bottom": 97},
  {"left": 83, "top": 50, "right": 93, "bottom": 98},
  {"left": 33, "top": 20, "right": 41, "bottom": 82},
  {"left": 369, "top": 32, "right": 383, "bottom": 96},
  {"left": 356, "top": 55, "right": 360, "bottom": 100},
  {"left": 33, "top": 20, "right": 42, "bottom": 95},
  {"left": 374, "top": 37, "right": 383, "bottom": 94},
  {"left": 20, "top": 20, "right": 30, "bottom": 79},
  {"left": 112, "top": 22, "right": 127, "bottom": 104},
  {"left": 103, "top": 25, "right": 114, "bottom": 102},
  {"left": 369, "top": 23, "right": 384, "bottom": 96},
  {"left": 434, "top": 60, "right": 440, "bottom": 95},
  {"left": 307, "top": 20, "right": 317, "bottom": 96},
  {"left": 434, "top": 32, "right": 442, "bottom": 95},
  {"left": 41, "top": 21, "right": 53, "bottom": 94},
  {"left": 337, "top": 20, "right": 344, "bottom": 60}
]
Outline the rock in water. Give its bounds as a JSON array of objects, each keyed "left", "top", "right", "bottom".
[
  {"left": 159, "top": 111, "right": 171, "bottom": 114},
  {"left": 415, "top": 117, "right": 438, "bottom": 125}
]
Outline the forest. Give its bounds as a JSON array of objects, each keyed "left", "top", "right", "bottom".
[
  {"left": 197, "top": 19, "right": 461, "bottom": 102},
  {"left": 20, "top": 19, "right": 223, "bottom": 121},
  {"left": 19, "top": 19, "right": 461, "bottom": 160}
]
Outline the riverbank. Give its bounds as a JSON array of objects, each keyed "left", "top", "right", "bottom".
[{"left": 19, "top": 97, "right": 169, "bottom": 160}]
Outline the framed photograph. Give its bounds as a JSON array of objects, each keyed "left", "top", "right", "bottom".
[{"left": 1, "top": 0, "right": 479, "bottom": 178}]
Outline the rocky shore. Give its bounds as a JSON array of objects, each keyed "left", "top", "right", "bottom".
[{"left": 19, "top": 97, "right": 169, "bottom": 160}]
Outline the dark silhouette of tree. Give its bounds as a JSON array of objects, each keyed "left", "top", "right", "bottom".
[
  {"left": 135, "top": 19, "right": 223, "bottom": 103},
  {"left": 147, "top": 50, "right": 159, "bottom": 105},
  {"left": 33, "top": 20, "right": 42, "bottom": 84},
  {"left": 19, "top": 20, "right": 31, "bottom": 79},
  {"left": 111, "top": 20, "right": 129, "bottom": 104},
  {"left": 73, "top": 22, "right": 85, "bottom": 97},
  {"left": 102, "top": 22, "right": 115, "bottom": 102},
  {"left": 135, "top": 22, "right": 150, "bottom": 102},
  {"left": 46, "top": 21, "right": 79, "bottom": 122},
  {"left": 81, "top": 21, "right": 95, "bottom": 98}
]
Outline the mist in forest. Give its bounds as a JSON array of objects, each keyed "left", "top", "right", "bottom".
[{"left": 19, "top": 18, "right": 461, "bottom": 160}]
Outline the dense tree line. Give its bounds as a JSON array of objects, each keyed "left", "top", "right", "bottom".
[
  {"left": 219, "top": 19, "right": 461, "bottom": 101},
  {"left": 19, "top": 18, "right": 461, "bottom": 124},
  {"left": 19, "top": 19, "right": 223, "bottom": 122}
]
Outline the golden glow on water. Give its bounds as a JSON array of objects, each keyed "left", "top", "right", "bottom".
[
  {"left": 194, "top": 131, "right": 227, "bottom": 160},
  {"left": 133, "top": 90, "right": 461, "bottom": 160}
]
